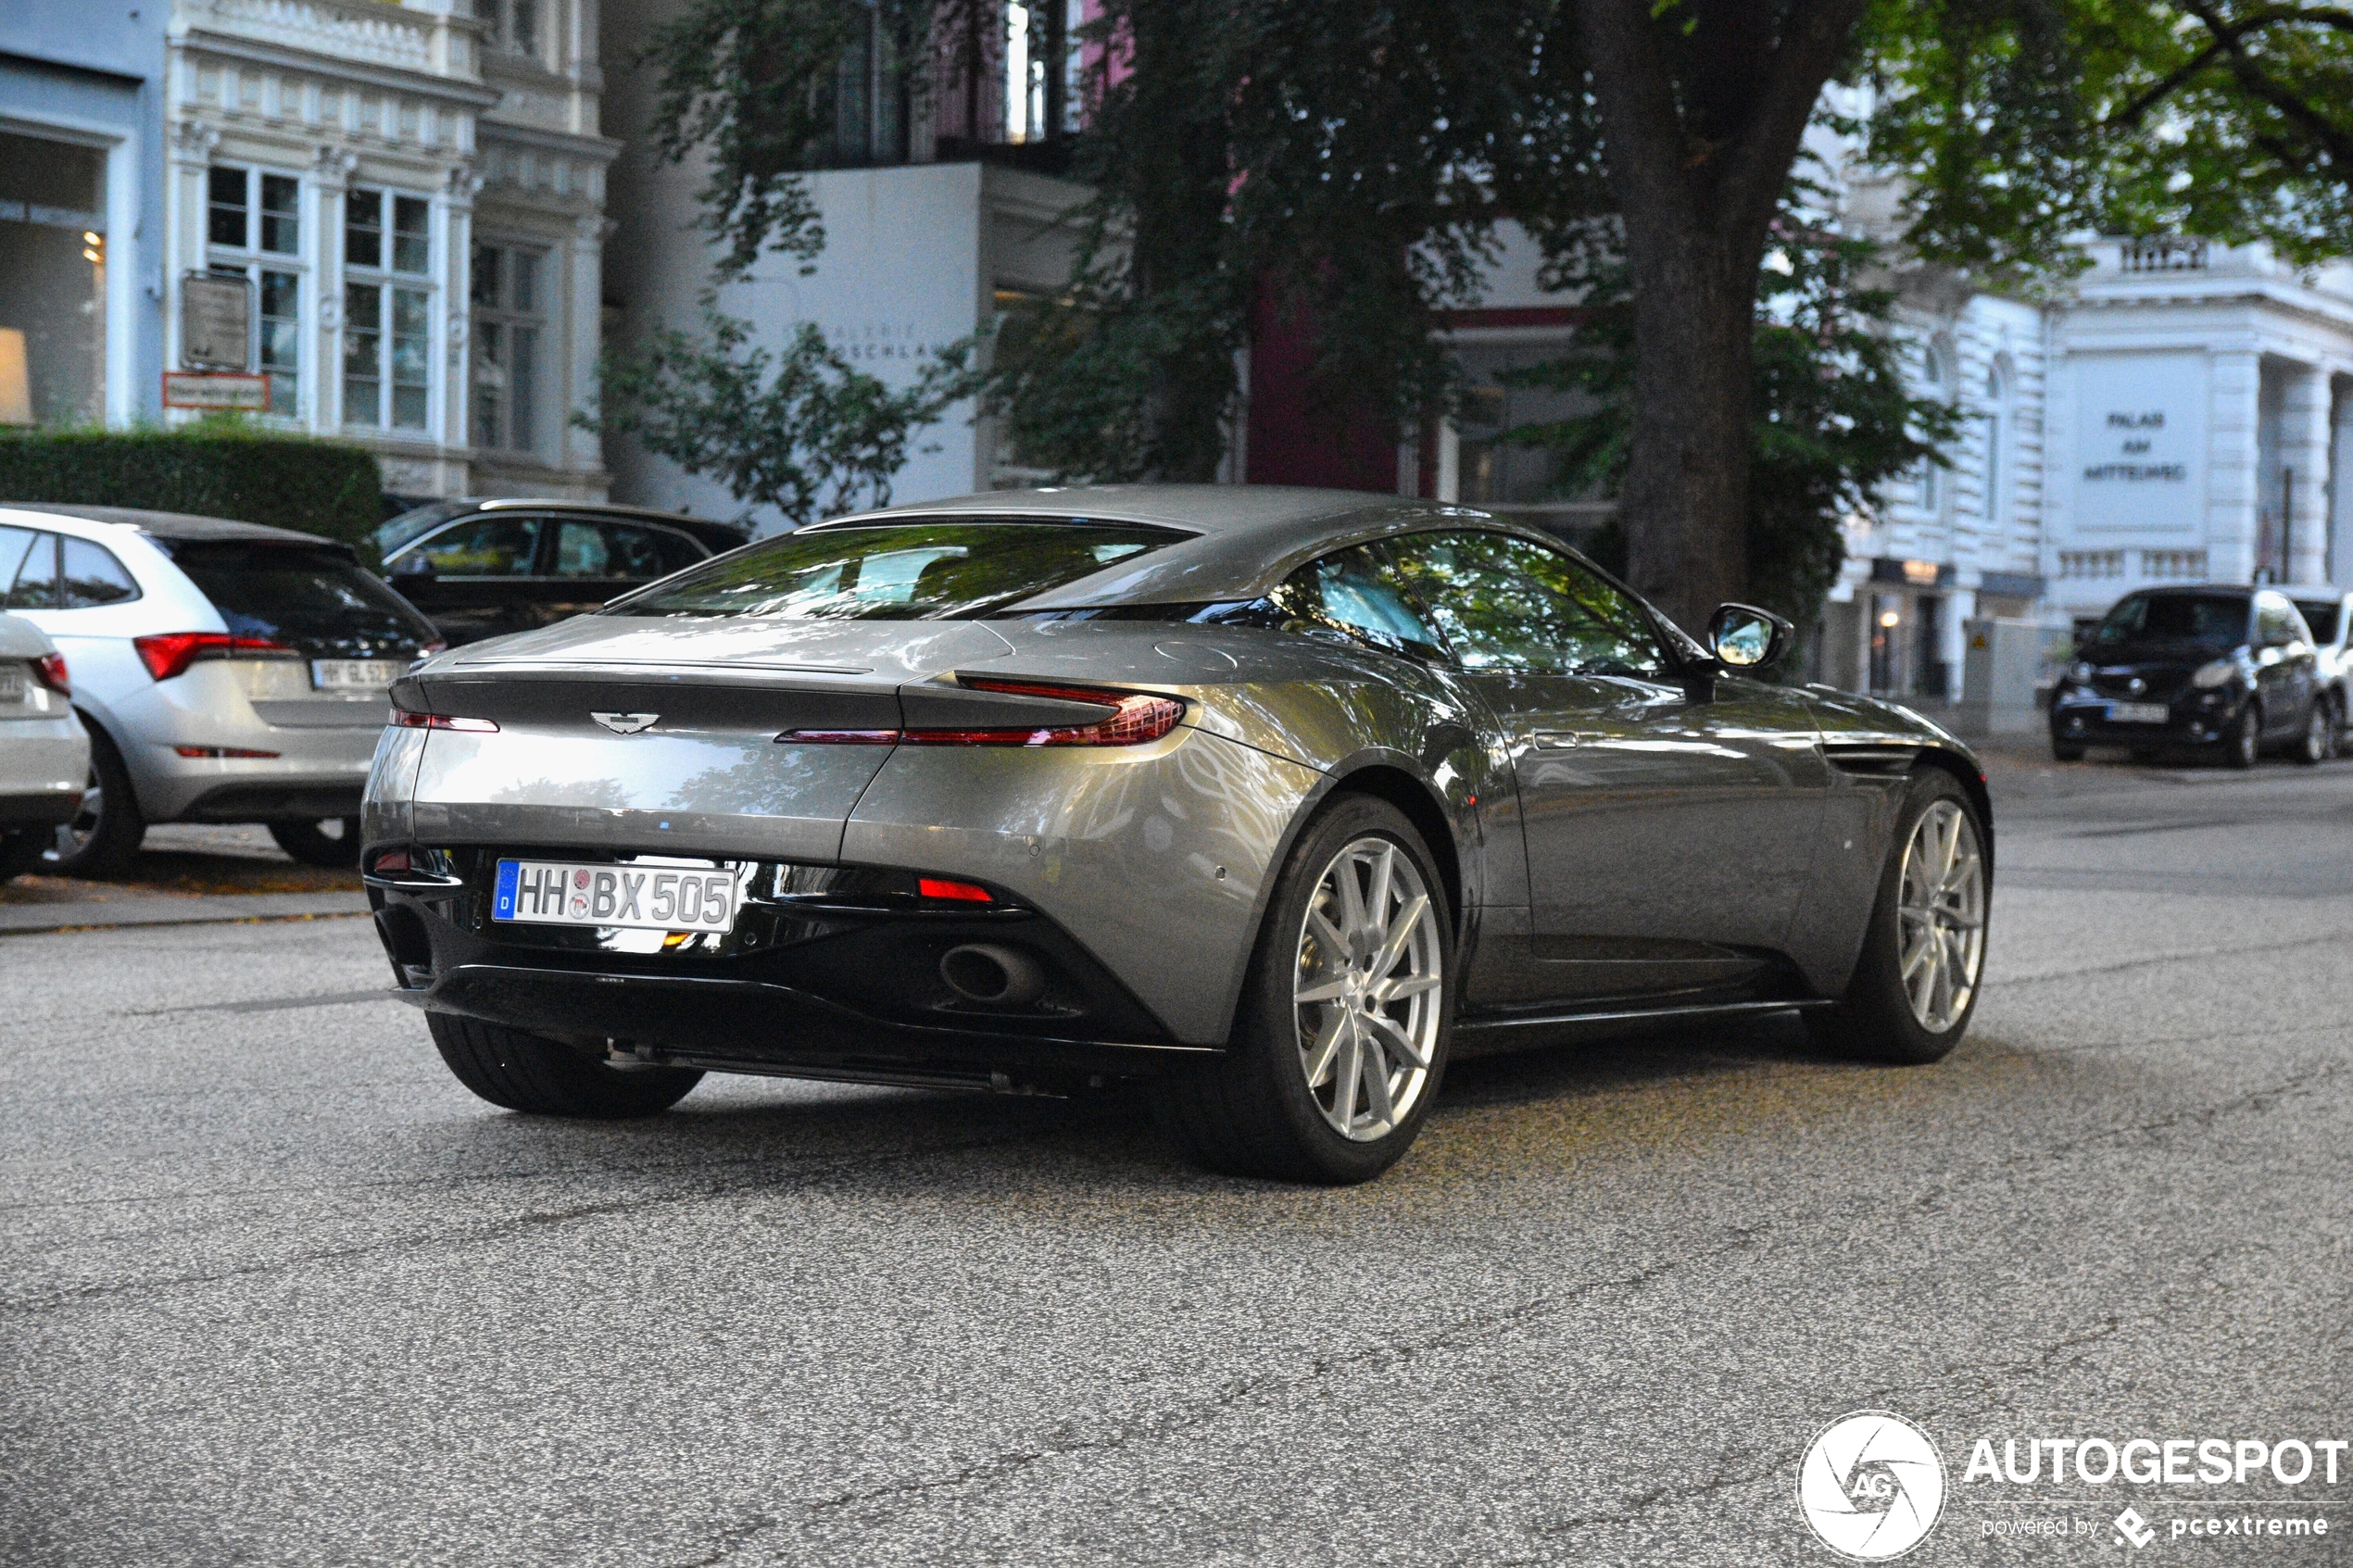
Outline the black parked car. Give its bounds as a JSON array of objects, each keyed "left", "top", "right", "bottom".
[
  {"left": 376, "top": 499, "right": 751, "bottom": 646},
  {"left": 2050, "top": 585, "right": 2329, "bottom": 767}
]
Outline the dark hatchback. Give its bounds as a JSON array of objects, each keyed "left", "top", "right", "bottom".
[
  {"left": 376, "top": 499, "right": 750, "bottom": 646},
  {"left": 2049, "top": 585, "right": 2329, "bottom": 767}
]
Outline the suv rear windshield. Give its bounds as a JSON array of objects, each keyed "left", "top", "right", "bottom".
[
  {"left": 2086, "top": 592, "right": 2248, "bottom": 649},
  {"left": 169, "top": 542, "right": 440, "bottom": 657},
  {"left": 604, "top": 520, "right": 1182, "bottom": 621}
]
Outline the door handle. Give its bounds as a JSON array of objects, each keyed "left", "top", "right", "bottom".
[{"left": 1527, "top": 730, "right": 1587, "bottom": 751}]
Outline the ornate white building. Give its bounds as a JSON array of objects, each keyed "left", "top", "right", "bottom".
[{"left": 160, "top": 0, "right": 613, "bottom": 501}]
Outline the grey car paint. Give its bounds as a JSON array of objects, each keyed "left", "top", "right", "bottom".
[{"left": 367, "top": 485, "right": 1983, "bottom": 1068}]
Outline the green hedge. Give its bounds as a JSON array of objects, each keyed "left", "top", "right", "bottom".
[{"left": 0, "top": 423, "right": 384, "bottom": 552}]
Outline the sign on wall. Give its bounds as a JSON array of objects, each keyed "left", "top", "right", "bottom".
[
  {"left": 2072, "top": 353, "right": 2206, "bottom": 532},
  {"left": 180, "top": 273, "right": 252, "bottom": 372},
  {"left": 162, "top": 371, "right": 268, "bottom": 411}
]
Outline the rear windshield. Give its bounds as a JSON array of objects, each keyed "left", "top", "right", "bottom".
[
  {"left": 170, "top": 543, "right": 440, "bottom": 656},
  {"left": 2295, "top": 600, "right": 2341, "bottom": 643},
  {"left": 604, "top": 520, "right": 1182, "bottom": 621},
  {"left": 2087, "top": 592, "right": 2248, "bottom": 649}
]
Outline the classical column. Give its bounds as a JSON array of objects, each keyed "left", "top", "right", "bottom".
[
  {"left": 2278, "top": 360, "right": 2333, "bottom": 584},
  {"left": 564, "top": 213, "right": 610, "bottom": 482},
  {"left": 310, "top": 145, "right": 357, "bottom": 433},
  {"left": 2207, "top": 349, "right": 2262, "bottom": 584},
  {"left": 443, "top": 165, "right": 482, "bottom": 483}
]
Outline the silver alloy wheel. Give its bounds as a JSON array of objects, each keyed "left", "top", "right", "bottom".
[
  {"left": 1292, "top": 834, "right": 1444, "bottom": 1140},
  {"left": 1895, "top": 799, "right": 1986, "bottom": 1034},
  {"left": 45, "top": 766, "right": 103, "bottom": 864}
]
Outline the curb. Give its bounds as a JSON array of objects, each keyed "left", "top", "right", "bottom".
[{"left": 0, "top": 892, "right": 371, "bottom": 935}]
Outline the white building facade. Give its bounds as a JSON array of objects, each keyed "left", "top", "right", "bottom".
[{"left": 160, "top": 0, "right": 612, "bottom": 501}]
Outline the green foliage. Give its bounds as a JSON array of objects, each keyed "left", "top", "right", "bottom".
[
  {"left": 1503, "top": 214, "right": 1962, "bottom": 630},
  {"left": 1863, "top": 0, "right": 2353, "bottom": 273},
  {"left": 0, "top": 420, "right": 382, "bottom": 547},
  {"left": 587, "top": 299, "right": 971, "bottom": 528},
  {"left": 637, "top": 0, "right": 938, "bottom": 282}
]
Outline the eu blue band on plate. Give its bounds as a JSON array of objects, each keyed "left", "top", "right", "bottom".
[{"left": 494, "top": 859, "right": 518, "bottom": 919}]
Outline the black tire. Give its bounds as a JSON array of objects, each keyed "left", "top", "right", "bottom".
[
  {"left": 427, "top": 1012, "right": 702, "bottom": 1118},
  {"left": 2293, "top": 698, "right": 2329, "bottom": 765},
  {"left": 42, "top": 721, "right": 145, "bottom": 880},
  {"left": 269, "top": 815, "right": 362, "bottom": 867},
  {"left": 1804, "top": 771, "right": 1988, "bottom": 1066},
  {"left": 2221, "top": 704, "right": 2259, "bottom": 770},
  {"left": 1152, "top": 796, "right": 1454, "bottom": 1185},
  {"left": 2327, "top": 696, "right": 2346, "bottom": 761},
  {"left": 2050, "top": 740, "right": 2085, "bottom": 762}
]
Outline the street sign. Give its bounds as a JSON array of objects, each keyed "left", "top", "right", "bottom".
[
  {"left": 181, "top": 272, "right": 252, "bottom": 371},
  {"left": 162, "top": 371, "right": 269, "bottom": 411}
]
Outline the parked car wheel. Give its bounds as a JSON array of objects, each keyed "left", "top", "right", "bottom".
[
  {"left": 1804, "top": 771, "right": 1987, "bottom": 1066},
  {"left": 2327, "top": 696, "right": 2346, "bottom": 760},
  {"left": 427, "top": 1013, "right": 703, "bottom": 1118},
  {"left": 42, "top": 723, "right": 145, "bottom": 880},
  {"left": 2294, "top": 699, "right": 2330, "bottom": 765},
  {"left": 1154, "top": 797, "right": 1453, "bottom": 1185},
  {"left": 2221, "top": 705, "right": 2260, "bottom": 770},
  {"left": 269, "top": 816, "right": 362, "bottom": 867}
]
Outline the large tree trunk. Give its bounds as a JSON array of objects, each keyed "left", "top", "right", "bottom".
[
  {"left": 1617, "top": 234, "right": 1756, "bottom": 634},
  {"left": 1572, "top": 0, "right": 1866, "bottom": 634}
]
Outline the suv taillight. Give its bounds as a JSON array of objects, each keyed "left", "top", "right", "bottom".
[
  {"left": 133, "top": 632, "right": 296, "bottom": 683},
  {"left": 33, "top": 652, "right": 68, "bottom": 696}
]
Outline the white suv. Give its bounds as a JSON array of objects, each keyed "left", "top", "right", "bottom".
[
  {"left": 0, "top": 610, "right": 88, "bottom": 881},
  {"left": 0, "top": 506, "right": 440, "bottom": 875}
]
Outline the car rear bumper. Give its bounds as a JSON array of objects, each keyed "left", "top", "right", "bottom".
[
  {"left": 366, "top": 848, "right": 1211, "bottom": 1091},
  {"left": 0, "top": 787, "right": 82, "bottom": 828}
]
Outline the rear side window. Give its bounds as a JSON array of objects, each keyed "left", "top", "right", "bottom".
[
  {"left": 2294, "top": 601, "right": 2340, "bottom": 644},
  {"left": 409, "top": 515, "right": 541, "bottom": 576},
  {"left": 170, "top": 543, "right": 438, "bottom": 653},
  {"left": 61, "top": 537, "right": 140, "bottom": 607},
  {"left": 0, "top": 526, "right": 36, "bottom": 603},
  {"left": 6, "top": 532, "right": 58, "bottom": 609},
  {"left": 551, "top": 520, "right": 705, "bottom": 580},
  {"left": 2090, "top": 593, "right": 2246, "bottom": 647},
  {"left": 1271, "top": 544, "right": 1444, "bottom": 657},
  {"left": 609, "top": 520, "right": 1178, "bottom": 620}
]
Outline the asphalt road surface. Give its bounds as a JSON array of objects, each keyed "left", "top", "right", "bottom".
[{"left": 6, "top": 750, "right": 2348, "bottom": 1566}]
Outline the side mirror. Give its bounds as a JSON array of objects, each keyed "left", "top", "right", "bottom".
[
  {"left": 390, "top": 552, "right": 434, "bottom": 579},
  {"left": 1705, "top": 602, "right": 1794, "bottom": 671}
]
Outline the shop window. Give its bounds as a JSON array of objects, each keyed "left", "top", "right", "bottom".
[
  {"left": 471, "top": 242, "right": 544, "bottom": 455},
  {"left": 0, "top": 131, "right": 107, "bottom": 426}
]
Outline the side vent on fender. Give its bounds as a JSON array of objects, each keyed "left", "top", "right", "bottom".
[{"left": 1822, "top": 744, "right": 1920, "bottom": 779}]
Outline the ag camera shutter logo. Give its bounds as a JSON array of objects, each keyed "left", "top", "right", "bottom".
[{"left": 1798, "top": 1411, "right": 1947, "bottom": 1560}]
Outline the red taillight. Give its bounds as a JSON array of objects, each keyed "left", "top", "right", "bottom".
[
  {"left": 918, "top": 876, "right": 994, "bottom": 903},
  {"left": 134, "top": 632, "right": 296, "bottom": 682},
  {"left": 780, "top": 680, "right": 1186, "bottom": 748},
  {"left": 33, "top": 652, "right": 68, "bottom": 696},
  {"left": 390, "top": 710, "right": 499, "bottom": 733},
  {"left": 368, "top": 847, "right": 412, "bottom": 875}
]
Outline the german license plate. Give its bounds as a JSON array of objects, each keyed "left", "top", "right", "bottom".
[
  {"left": 493, "top": 859, "right": 739, "bottom": 933},
  {"left": 0, "top": 665, "right": 24, "bottom": 702},
  {"left": 311, "top": 659, "right": 403, "bottom": 690},
  {"left": 2108, "top": 701, "right": 2170, "bottom": 724}
]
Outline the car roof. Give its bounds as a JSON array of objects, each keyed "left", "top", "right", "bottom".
[
  {"left": 0, "top": 503, "right": 345, "bottom": 550},
  {"left": 392, "top": 497, "right": 750, "bottom": 555},
  {"left": 811, "top": 484, "right": 1531, "bottom": 607}
]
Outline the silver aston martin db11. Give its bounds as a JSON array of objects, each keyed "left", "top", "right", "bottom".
[{"left": 363, "top": 485, "right": 1991, "bottom": 1183}]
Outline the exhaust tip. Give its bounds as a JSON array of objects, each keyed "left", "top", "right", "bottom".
[{"left": 939, "top": 944, "right": 1045, "bottom": 1007}]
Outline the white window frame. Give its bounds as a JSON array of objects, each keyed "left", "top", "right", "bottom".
[
  {"left": 341, "top": 185, "right": 436, "bottom": 435},
  {"left": 470, "top": 238, "right": 548, "bottom": 458},
  {"left": 203, "top": 162, "right": 307, "bottom": 420}
]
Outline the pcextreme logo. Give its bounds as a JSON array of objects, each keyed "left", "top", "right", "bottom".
[{"left": 1799, "top": 1411, "right": 1948, "bottom": 1561}]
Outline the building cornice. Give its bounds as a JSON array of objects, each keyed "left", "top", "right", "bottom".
[{"left": 173, "top": 32, "right": 501, "bottom": 109}]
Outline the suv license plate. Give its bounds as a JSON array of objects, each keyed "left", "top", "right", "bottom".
[
  {"left": 311, "top": 659, "right": 404, "bottom": 690},
  {"left": 493, "top": 859, "right": 739, "bottom": 934},
  {"left": 0, "top": 666, "right": 23, "bottom": 702},
  {"left": 2108, "top": 701, "right": 2170, "bottom": 724}
]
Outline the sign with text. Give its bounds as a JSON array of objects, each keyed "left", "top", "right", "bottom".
[
  {"left": 2073, "top": 353, "right": 2205, "bottom": 532},
  {"left": 180, "top": 272, "right": 251, "bottom": 371},
  {"left": 162, "top": 371, "right": 268, "bottom": 411}
]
